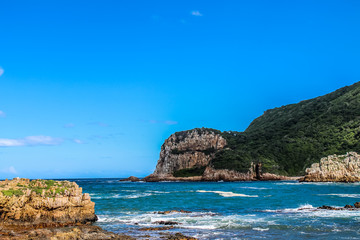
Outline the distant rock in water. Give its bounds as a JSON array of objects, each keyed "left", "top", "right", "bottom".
[
  {"left": 120, "top": 176, "right": 140, "bottom": 182},
  {"left": 0, "top": 178, "right": 97, "bottom": 226},
  {"left": 301, "top": 152, "right": 360, "bottom": 182}
]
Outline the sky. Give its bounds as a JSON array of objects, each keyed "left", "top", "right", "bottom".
[{"left": 0, "top": 0, "right": 360, "bottom": 179}]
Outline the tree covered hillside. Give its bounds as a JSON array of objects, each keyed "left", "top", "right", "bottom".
[{"left": 212, "top": 82, "right": 360, "bottom": 176}]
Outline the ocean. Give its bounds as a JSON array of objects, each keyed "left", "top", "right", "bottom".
[{"left": 72, "top": 178, "right": 360, "bottom": 239}]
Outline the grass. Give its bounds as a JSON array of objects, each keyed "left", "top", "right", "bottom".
[{"left": 2, "top": 189, "right": 24, "bottom": 197}]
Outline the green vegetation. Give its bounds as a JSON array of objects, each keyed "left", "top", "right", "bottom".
[
  {"left": 2, "top": 189, "right": 24, "bottom": 197},
  {"left": 173, "top": 166, "right": 206, "bottom": 177},
  {"left": 209, "top": 82, "right": 360, "bottom": 176}
]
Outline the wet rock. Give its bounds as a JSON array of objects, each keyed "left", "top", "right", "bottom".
[
  {"left": 344, "top": 205, "right": 354, "bottom": 209},
  {"left": 318, "top": 205, "right": 338, "bottom": 210},
  {"left": 139, "top": 226, "right": 174, "bottom": 231},
  {"left": 166, "top": 232, "right": 198, "bottom": 240},
  {"left": 355, "top": 202, "right": 360, "bottom": 208},
  {"left": 156, "top": 210, "right": 192, "bottom": 214},
  {"left": 154, "top": 221, "right": 179, "bottom": 225}
]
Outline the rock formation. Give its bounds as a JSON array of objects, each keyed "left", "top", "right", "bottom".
[
  {"left": 301, "top": 152, "right": 360, "bottom": 182},
  {"left": 152, "top": 128, "right": 227, "bottom": 177},
  {"left": 144, "top": 128, "right": 291, "bottom": 181},
  {"left": 145, "top": 128, "right": 227, "bottom": 181},
  {"left": 0, "top": 178, "right": 97, "bottom": 226}
]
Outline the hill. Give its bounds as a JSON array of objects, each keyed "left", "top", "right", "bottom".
[
  {"left": 145, "top": 81, "right": 360, "bottom": 180},
  {"left": 213, "top": 81, "right": 360, "bottom": 176}
]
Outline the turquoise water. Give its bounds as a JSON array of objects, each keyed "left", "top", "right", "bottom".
[{"left": 73, "top": 179, "right": 360, "bottom": 239}]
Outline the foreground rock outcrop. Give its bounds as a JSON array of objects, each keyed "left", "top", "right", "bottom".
[
  {"left": 144, "top": 128, "right": 292, "bottom": 182},
  {"left": 0, "top": 178, "right": 97, "bottom": 226},
  {"left": 301, "top": 152, "right": 360, "bottom": 182},
  {"left": 0, "top": 178, "right": 141, "bottom": 239}
]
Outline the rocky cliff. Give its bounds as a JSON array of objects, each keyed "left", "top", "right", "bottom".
[
  {"left": 144, "top": 128, "right": 289, "bottom": 181},
  {"left": 301, "top": 152, "right": 360, "bottom": 182},
  {"left": 149, "top": 128, "right": 227, "bottom": 178},
  {"left": 0, "top": 178, "right": 97, "bottom": 226}
]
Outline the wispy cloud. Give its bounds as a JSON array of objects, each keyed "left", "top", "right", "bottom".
[
  {"left": 1, "top": 166, "right": 17, "bottom": 174},
  {"left": 164, "top": 120, "right": 178, "bottom": 125},
  {"left": 0, "top": 136, "right": 63, "bottom": 147},
  {"left": 191, "top": 10, "right": 203, "bottom": 16},
  {"left": 146, "top": 120, "right": 178, "bottom": 125},
  {"left": 64, "top": 123, "right": 75, "bottom": 128},
  {"left": 0, "top": 111, "right": 5, "bottom": 118},
  {"left": 0, "top": 67, "right": 4, "bottom": 77}
]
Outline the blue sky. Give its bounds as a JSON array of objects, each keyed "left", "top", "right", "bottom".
[{"left": 0, "top": 0, "right": 359, "bottom": 179}]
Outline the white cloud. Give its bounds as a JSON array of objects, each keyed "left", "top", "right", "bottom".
[
  {"left": 191, "top": 10, "right": 203, "bottom": 16},
  {"left": 1, "top": 166, "right": 17, "bottom": 174},
  {"left": 0, "top": 111, "right": 6, "bottom": 118},
  {"left": 0, "top": 67, "right": 4, "bottom": 77},
  {"left": 0, "top": 136, "right": 63, "bottom": 147}
]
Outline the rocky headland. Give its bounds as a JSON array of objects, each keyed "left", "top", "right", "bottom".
[
  {"left": 301, "top": 152, "right": 360, "bottom": 182},
  {"left": 144, "top": 128, "right": 291, "bottom": 182},
  {"left": 136, "top": 82, "right": 360, "bottom": 182}
]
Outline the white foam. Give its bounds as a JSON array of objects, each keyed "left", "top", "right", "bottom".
[
  {"left": 253, "top": 227, "right": 269, "bottom": 231},
  {"left": 97, "top": 211, "right": 271, "bottom": 231},
  {"left": 317, "top": 193, "right": 360, "bottom": 198},
  {"left": 239, "top": 187, "right": 269, "bottom": 190},
  {"left": 196, "top": 190, "right": 258, "bottom": 198}
]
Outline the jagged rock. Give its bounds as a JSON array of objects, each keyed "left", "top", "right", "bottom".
[
  {"left": 166, "top": 233, "right": 198, "bottom": 240},
  {"left": 355, "top": 202, "right": 360, "bottom": 208},
  {"left": 0, "top": 178, "right": 97, "bottom": 227},
  {"left": 302, "top": 152, "right": 360, "bottom": 182},
  {"left": 119, "top": 176, "right": 140, "bottom": 182},
  {"left": 0, "top": 225, "right": 135, "bottom": 240},
  {"left": 146, "top": 128, "right": 227, "bottom": 179},
  {"left": 344, "top": 205, "right": 354, "bottom": 209},
  {"left": 156, "top": 210, "right": 192, "bottom": 214},
  {"left": 154, "top": 221, "right": 179, "bottom": 225}
]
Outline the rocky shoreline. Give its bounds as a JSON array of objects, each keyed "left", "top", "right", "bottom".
[{"left": 0, "top": 178, "right": 197, "bottom": 240}]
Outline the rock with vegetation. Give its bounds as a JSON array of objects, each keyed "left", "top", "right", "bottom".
[
  {"left": 0, "top": 178, "right": 97, "bottom": 226},
  {"left": 146, "top": 82, "right": 360, "bottom": 180},
  {"left": 301, "top": 152, "right": 360, "bottom": 182}
]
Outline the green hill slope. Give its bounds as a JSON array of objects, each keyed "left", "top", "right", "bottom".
[{"left": 212, "top": 82, "right": 360, "bottom": 176}]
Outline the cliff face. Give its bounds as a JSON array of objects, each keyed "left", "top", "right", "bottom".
[
  {"left": 302, "top": 152, "right": 360, "bottom": 182},
  {"left": 151, "top": 128, "right": 227, "bottom": 177},
  {"left": 145, "top": 128, "right": 290, "bottom": 181},
  {"left": 0, "top": 178, "right": 97, "bottom": 226}
]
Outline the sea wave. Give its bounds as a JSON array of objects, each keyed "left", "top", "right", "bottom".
[
  {"left": 238, "top": 187, "right": 269, "bottom": 190},
  {"left": 317, "top": 193, "right": 360, "bottom": 198},
  {"left": 97, "top": 212, "right": 274, "bottom": 230},
  {"left": 196, "top": 190, "right": 258, "bottom": 197}
]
